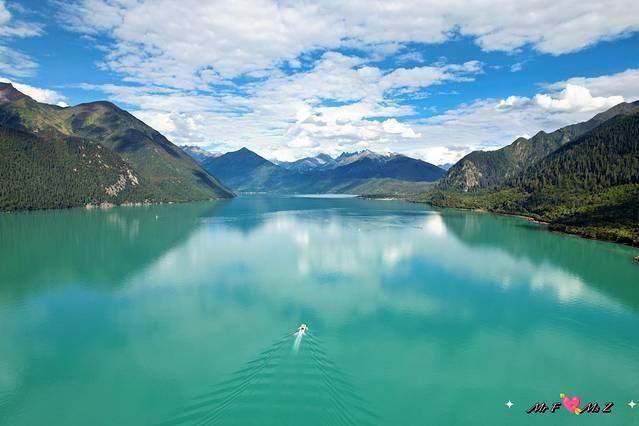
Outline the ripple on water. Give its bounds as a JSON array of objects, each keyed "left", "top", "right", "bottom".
[{"left": 161, "top": 332, "right": 377, "bottom": 426}]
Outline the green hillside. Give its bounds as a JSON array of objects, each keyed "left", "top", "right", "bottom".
[
  {"left": 439, "top": 101, "right": 639, "bottom": 191},
  {"left": 0, "top": 127, "right": 152, "bottom": 210},
  {"left": 0, "top": 83, "right": 233, "bottom": 211},
  {"left": 344, "top": 179, "right": 436, "bottom": 197},
  {"left": 58, "top": 102, "right": 232, "bottom": 200},
  {"left": 421, "top": 110, "right": 639, "bottom": 246},
  {"left": 512, "top": 112, "right": 639, "bottom": 195}
]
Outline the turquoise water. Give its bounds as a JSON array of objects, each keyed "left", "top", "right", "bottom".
[{"left": 0, "top": 197, "right": 638, "bottom": 425}]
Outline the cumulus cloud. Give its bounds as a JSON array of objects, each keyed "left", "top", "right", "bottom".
[
  {"left": 382, "top": 118, "right": 420, "bottom": 138},
  {"left": 544, "top": 68, "right": 639, "bottom": 102},
  {"left": 0, "top": 77, "right": 68, "bottom": 106},
  {"left": 59, "top": 0, "right": 639, "bottom": 86},
  {"left": 60, "top": 0, "right": 344, "bottom": 88},
  {"left": 287, "top": 135, "right": 320, "bottom": 149},
  {"left": 533, "top": 84, "right": 623, "bottom": 112},
  {"left": 405, "top": 76, "right": 635, "bottom": 164},
  {"left": 85, "top": 66, "right": 639, "bottom": 164},
  {"left": 496, "top": 84, "right": 625, "bottom": 114},
  {"left": 91, "top": 52, "right": 479, "bottom": 159},
  {"left": 52, "top": 1, "right": 639, "bottom": 164}
]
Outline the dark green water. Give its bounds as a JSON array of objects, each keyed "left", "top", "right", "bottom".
[{"left": 0, "top": 197, "right": 638, "bottom": 425}]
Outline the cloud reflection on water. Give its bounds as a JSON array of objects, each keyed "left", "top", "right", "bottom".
[
  {"left": 1, "top": 198, "right": 638, "bottom": 425},
  {"left": 123, "top": 203, "right": 632, "bottom": 330}
]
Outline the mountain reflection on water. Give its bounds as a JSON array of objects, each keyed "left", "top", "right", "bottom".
[{"left": 0, "top": 196, "right": 637, "bottom": 425}]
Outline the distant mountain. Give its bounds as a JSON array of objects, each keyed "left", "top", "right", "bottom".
[
  {"left": 277, "top": 150, "right": 411, "bottom": 173},
  {"left": 201, "top": 147, "right": 291, "bottom": 192},
  {"left": 325, "top": 153, "right": 444, "bottom": 182},
  {"left": 181, "top": 145, "right": 222, "bottom": 163},
  {"left": 277, "top": 153, "right": 336, "bottom": 172},
  {"left": 438, "top": 163, "right": 454, "bottom": 171},
  {"left": 332, "top": 150, "right": 395, "bottom": 167},
  {"left": 200, "top": 147, "right": 445, "bottom": 194},
  {"left": 423, "top": 102, "right": 639, "bottom": 246},
  {"left": 0, "top": 83, "right": 232, "bottom": 211},
  {"left": 439, "top": 101, "right": 639, "bottom": 192}
]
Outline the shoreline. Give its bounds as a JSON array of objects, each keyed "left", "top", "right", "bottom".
[
  {"left": 4, "top": 194, "right": 638, "bottom": 255},
  {"left": 0, "top": 196, "right": 230, "bottom": 215},
  {"left": 404, "top": 198, "right": 639, "bottom": 252}
]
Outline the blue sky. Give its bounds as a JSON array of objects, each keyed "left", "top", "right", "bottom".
[{"left": 1, "top": 0, "right": 638, "bottom": 164}]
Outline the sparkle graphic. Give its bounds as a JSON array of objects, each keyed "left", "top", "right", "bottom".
[
  {"left": 629, "top": 400, "right": 637, "bottom": 409},
  {"left": 506, "top": 400, "right": 514, "bottom": 408}
]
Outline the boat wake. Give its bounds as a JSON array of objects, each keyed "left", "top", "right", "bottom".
[
  {"left": 293, "top": 323, "right": 307, "bottom": 354},
  {"left": 161, "top": 326, "right": 377, "bottom": 425}
]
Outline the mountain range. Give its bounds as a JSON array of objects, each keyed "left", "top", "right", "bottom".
[
  {"left": 275, "top": 153, "right": 336, "bottom": 172},
  {"left": 0, "top": 83, "right": 232, "bottom": 211},
  {"left": 440, "top": 100, "right": 639, "bottom": 192},
  {"left": 180, "top": 145, "right": 222, "bottom": 163},
  {"left": 424, "top": 100, "right": 639, "bottom": 246},
  {"left": 190, "top": 148, "right": 445, "bottom": 195},
  {"left": 3, "top": 81, "right": 637, "bottom": 247}
]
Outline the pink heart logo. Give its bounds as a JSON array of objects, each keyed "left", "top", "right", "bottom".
[{"left": 562, "top": 395, "right": 581, "bottom": 413}]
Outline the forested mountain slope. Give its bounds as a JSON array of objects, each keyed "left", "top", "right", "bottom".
[
  {"left": 439, "top": 101, "right": 639, "bottom": 192},
  {"left": 423, "top": 109, "right": 639, "bottom": 245},
  {"left": 0, "top": 83, "right": 232, "bottom": 211}
]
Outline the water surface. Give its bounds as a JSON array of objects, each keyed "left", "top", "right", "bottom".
[{"left": 0, "top": 197, "right": 638, "bottom": 425}]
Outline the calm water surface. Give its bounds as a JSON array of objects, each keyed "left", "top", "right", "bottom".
[{"left": 0, "top": 197, "right": 638, "bottom": 425}]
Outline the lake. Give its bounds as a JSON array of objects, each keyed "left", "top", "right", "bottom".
[{"left": 0, "top": 197, "right": 638, "bottom": 425}]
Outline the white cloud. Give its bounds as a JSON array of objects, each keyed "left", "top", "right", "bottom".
[
  {"left": 404, "top": 76, "right": 635, "bottom": 164},
  {"left": 382, "top": 118, "right": 419, "bottom": 138},
  {"left": 0, "top": 1, "right": 41, "bottom": 37},
  {"left": 0, "top": 1, "right": 42, "bottom": 77},
  {"left": 380, "top": 61, "right": 482, "bottom": 91},
  {"left": 411, "top": 146, "right": 485, "bottom": 167},
  {"left": 510, "top": 62, "right": 524, "bottom": 72},
  {"left": 89, "top": 53, "right": 480, "bottom": 160},
  {"left": 86, "top": 67, "right": 639, "bottom": 165},
  {"left": 0, "top": 45, "right": 37, "bottom": 77},
  {"left": 396, "top": 51, "right": 426, "bottom": 64},
  {"left": 53, "top": 1, "right": 639, "bottom": 164},
  {"left": 287, "top": 134, "right": 320, "bottom": 149},
  {"left": 134, "top": 111, "right": 175, "bottom": 134},
  {"left": 545, "top": 68, "right": 639, "bottom": 102},
  {"left": 60, "top": 0, "right": 345, "bottom": 88},
  {"left": 533, "top": 84, "right": 623, "bottom": 112},
  {"left": 495, "top": 83, "right": 626, "bottom": 114},
  {"left": 496, "top": 95, "right": 529, "bottom": 110},
  {"left": 455, "top": 0, "right": 639, "bottom": 54},
  {"left": 59, "top": 0, "right": 639, "bottom": 86},
  {"left": 0, "top": 77, "right": 67, "bottom": 105}
]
